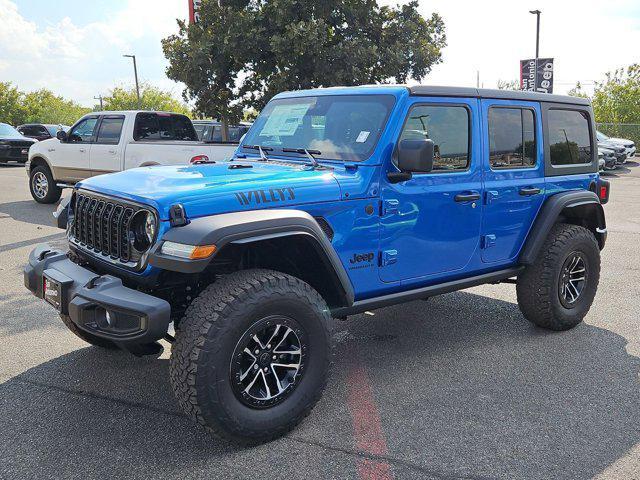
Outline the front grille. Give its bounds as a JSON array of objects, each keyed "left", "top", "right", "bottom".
[{"left": 70, "top": 191, "right": 151, "bottom": 268}]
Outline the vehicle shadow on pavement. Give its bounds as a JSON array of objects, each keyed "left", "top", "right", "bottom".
[
  {"left": 0, "top": 291, "right": 638, "bottom": 479},
  {"left": 0, "top": 199, "right": 62, "bottom": 228}
]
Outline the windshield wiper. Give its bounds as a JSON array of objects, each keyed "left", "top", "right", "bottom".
[
  {"left": 242, "top": 144, "right": 273, "bottom": 161},
  {"left": 282, "top": 148, "right": 321, "bottom": 169}
]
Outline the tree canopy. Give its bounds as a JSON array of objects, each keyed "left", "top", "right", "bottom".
[
  {"left": 162, "top": 0, "right": 446, "bottom": 138},
  {"left": 0, "top": 82, "right": 90, "bottom": 126},
  {"left": 591, "top": 64, "right": 640, "bottom": 124},
  {"left": 100, "top": 83, "right": 191, "bottom": 115}
]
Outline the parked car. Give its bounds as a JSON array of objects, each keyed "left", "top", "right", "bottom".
[
  {"left": 26, "top": 85, "right": 609, "bottom": 445},
  {"left": 17, "top": 123, "right": 70, "bottom": 141},
  {"left": 597, "top": 130, "right": 636, "bottom": 159},
  {"left": 26, "top": 111, "right": 239, "bottom": 203},
  {"left": 0, "top": 123, "right": 37, "bottom": 164},
  {"left": 598, "top": 146, "right": 617, "bottom": 170},
  {"left": 598, "top": 141, "right": 627, "bottom": 166},
  {"left": 192, "top": 120, "right": 251, "bottom": 142}
]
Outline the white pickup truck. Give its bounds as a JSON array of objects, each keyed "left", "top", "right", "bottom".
[{"left": 26, "top": 111, "right": 239, "bottom": 203}]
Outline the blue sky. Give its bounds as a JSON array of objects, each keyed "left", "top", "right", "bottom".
[{"left": 1, "top": 0, "right": 639, "bottom": 108}]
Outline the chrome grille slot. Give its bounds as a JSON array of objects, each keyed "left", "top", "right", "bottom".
[{"left": 70, "top": 191, "right": 154, "bottom": 269}]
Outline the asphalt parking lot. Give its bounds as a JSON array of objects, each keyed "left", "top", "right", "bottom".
[{"left": 1, "top": 162, "right": 639, "bottom": 480}]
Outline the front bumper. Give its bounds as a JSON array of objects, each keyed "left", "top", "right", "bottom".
[{"left": 24, "top": 243, "right": 171, "bottom": 345}]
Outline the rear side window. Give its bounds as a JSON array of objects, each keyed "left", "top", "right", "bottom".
[
  {"left": 548, "top": 109, "right": 592, "bottom": 165},
  {"left": 133, "top": 113, "right": 198, "bottom": 141},
  {"left": 399, "top": 104, "right": 470, "bottom": 172},
  {"left": 96, "top": 116, "right": 124, "bottom": 144},
  {"left": 488, "top": 108, "right": 536, "bottom": 169}
]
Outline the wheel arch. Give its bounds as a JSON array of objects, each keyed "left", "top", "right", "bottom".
[
  {"left": 29, "top": 155, "right": 52, "bottom": 173},
  {"left": 149, "top": 209, "right": 354, "bottom": 309},
  {"left": 520, "top": 190, "right": 606, "bottom": 265}
]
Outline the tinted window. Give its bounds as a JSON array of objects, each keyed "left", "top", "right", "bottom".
[
  {"left": 399, "top": 105, "right": 469, "bottom": 171},
  {"left": 489, "top": 108, "right": 536, "bottom": 169},
  {"left": 133, "top": 113, "right": 198, "bottom": 141},
  {"left": 19, "top": 126, "right": 46, "bottom": 137},
  {"left": 211, "top": 126, "right": 222, "bottom": 142},
  {"left": 96, "top": 116, "right": 124, "bottom": 144},
  {"left": 68, "top": 117, "right": 98, "bottom": 143},
  {"left": 242, "top": 95, "right": 395, "bottom": 161},
  {"left": 548, "top": 110, "right": 592, "bottom": 165}
]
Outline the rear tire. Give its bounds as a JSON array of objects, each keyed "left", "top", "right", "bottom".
[
  {"left": 59, "top": 314, "right": 119, "bottom": 349},
  {"left": 517, "top": 223, "right": 600, "bottom": 331},
  {"left": 170, "top": 269, "right": 331, "bottom": 445},
  {"left": 30, "top": 165, "right": 61, "bottom": 204}
]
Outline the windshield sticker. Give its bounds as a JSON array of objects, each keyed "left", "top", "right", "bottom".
[
  {"left": 355, "top": 131, "right": 370, "bottom": 143},
  {"left": 260, "top": 104, "right": 311, "bottom": 137}
]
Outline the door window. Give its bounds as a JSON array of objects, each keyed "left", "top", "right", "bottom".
[
  {"left": 548, "top": 109, "right": 592, "bottom": 165},
  {"left": 488, "top": 108, "right": 536, "bottom": 169},
  {"left": 96, "top": 116, "right": 125, "bottom": 144},
  {"left": 399, "top": 105, "right": 470, "bottom": 171},
  {"left": 68, "top": 117, "right": 98, "bottom": 143}
]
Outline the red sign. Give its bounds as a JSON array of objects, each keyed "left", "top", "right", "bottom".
[{"left": 188, "top": 0, "right": 202, "bottom": 24}]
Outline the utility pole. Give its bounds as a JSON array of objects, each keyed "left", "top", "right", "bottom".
[
  {"left": 529, "top": 10, "right": 541, "bottom": 90},
  {"left": 93, "top": 95, "right": 103, "bottom": 110},
  {"left": 123, "top": 54, "right": 141, "bottom": 109},
  {"left": 476, "top": 71, "right": 480, "bottom": 88}
]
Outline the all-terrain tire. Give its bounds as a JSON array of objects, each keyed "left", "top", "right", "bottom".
[
  {"left": 59, "top": 314, "right": 119, "bottom": 349},
  {"left": 30, "top": 165, "right": 62, "bottom": 204},
  {"left": 170, "top": 269, "right": 331, "bottom": 445},
  {"left": 517, "top": 223, "right": 600, "bottom": 331}
]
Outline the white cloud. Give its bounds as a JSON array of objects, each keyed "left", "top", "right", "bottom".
[{"left": 0, "top": 0, "right": 187, "bottom": 106}]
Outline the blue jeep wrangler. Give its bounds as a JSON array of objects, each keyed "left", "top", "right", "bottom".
[{"left": 25, "top": 86, "right": 610, "bottom": 444}]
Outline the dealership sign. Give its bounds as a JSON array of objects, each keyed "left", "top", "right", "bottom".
[
  {"left": 188, "top": 0, "right": 202, "bottom": 24},
  {"left": 520, "top": 58, "right": 554, "bottom": 93}
]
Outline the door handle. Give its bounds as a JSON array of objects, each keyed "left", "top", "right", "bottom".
[
  {"left": 519, "top": 187, "right": 541, "bottom": 196},
  {"left": 108, "top": 149, "right": 116, "bottom": 154},
  {"left": 454, "top": 191, "right": 481, "bottom": 203},
  {"left": 79, "top": 148, "right": 86, "bottom": 153}
]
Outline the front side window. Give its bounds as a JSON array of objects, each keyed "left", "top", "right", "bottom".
[
  {"left": 242, "top": 94, "right": 396, "bottom": 161},
  {"left": 488, "top": 108, "right": 536, "bottom": 169},
  {"left": 68, "top": 117, "right": 98, "bottom": 143},
  {"left": 548, "top": 109, "right": 592, "bottom": 165},
  {"left": 96, "top": 116, "right": 125, "bottom": 144},
  {"left": 399, "top": 104, "right": 470, "bottom": 171}
]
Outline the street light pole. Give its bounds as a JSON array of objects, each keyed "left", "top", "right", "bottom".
[
  {"left": 529, "top": 10, "right": 541, "bottom": 91},
  {"left": 123, "top": 54, "right": 141, "bottom": 109},
  {"left": 93, "top": 95, "right": 103, "bottom": 110}
]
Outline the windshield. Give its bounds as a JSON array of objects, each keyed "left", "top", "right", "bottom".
[
  {"left": 596, "top": 131, "right": 609, "bottom": 141},
  {"left": 241, "top": 94, "right": 396, "bottom": 161},
  {"left": 0, "top": 123, "right": 24, "bottom": 138}
]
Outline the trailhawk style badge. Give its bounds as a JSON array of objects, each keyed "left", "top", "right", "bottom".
[{"left": 235, "top": 187, "right": 296, "bottom": 206}]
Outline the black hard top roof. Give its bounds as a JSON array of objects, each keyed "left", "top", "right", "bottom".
[{"left": 408, "top": 85, "right": 591, "bottom": 106}]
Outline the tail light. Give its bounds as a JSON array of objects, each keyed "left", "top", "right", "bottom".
[
  {"left": 598, "top": 178, "right": 610, "bottom": 204},
  {"left": 190, "top": 155, "right": 210, "bottom": 164}
]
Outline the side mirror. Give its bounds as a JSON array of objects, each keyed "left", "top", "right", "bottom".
[
  {"left": 56, "top": 130, "right": 67, "bottom": 142},
  {"left": 388, "top": 139, "right": 434, "bottom": 183}
]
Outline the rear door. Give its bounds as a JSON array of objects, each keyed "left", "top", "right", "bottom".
[
  {"left": 379, "top": 97, "right": 484, "bottom": 283},
  {"left": 480, "top": 99, "right": 545, "bottom": 263},
  {"left": 90, "top": 115, "right": 126, "bottom": 175}
]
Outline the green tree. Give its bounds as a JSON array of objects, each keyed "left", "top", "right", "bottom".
[
  {"left": 0, "top": 82, "right": 27, "bottom": 126},
  {"left": 22, "top": 89, "right": 91, "bottom": 125},
  {"left": 101, "top": 83, "right": 191, "bottom": 116},
  {"left": 567, "top": 82, "right": 588, "bottom": 98},
  {"left": 162, "top": 0, "right": 446, "bottom": 140},
  {"left": 591, "top": 64, "right": 640, "bottom": 124}
]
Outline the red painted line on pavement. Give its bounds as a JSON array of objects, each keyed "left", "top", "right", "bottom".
[{"left": 346, "top": 359, "right": 394, "bottom": 480}]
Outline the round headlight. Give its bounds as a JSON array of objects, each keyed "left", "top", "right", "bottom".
[{"left": 130, "top": 211, "right": 155, "bottom": 251}]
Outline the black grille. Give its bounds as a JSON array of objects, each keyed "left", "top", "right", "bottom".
[{"left": 70, "top": 191, "right": 148, "bottom": 266}]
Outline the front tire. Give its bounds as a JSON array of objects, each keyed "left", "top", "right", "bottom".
[
  {"left": 30, "top": 165, "right": 62, "bottom": 204},
  {"left": 170, "top": 269, "right": 331, "bottom": 445},
  {"left": 517, "top": 223, "right": 600, "bottom": 331}
]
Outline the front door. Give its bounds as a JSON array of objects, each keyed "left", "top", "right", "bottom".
[
  {"left": 379, "top": 98, "right": 483, "bottom": 283},
  {"left": 54, "top": 116, "right": 98, "bottom": 182},
  {"left": 90, "top": 115, "right": 126, "bottom": 175},
  {"left": 480, "top": 99, "right": 545, "bottom": 263}
]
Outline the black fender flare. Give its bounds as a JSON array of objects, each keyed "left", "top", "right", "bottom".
[
  {"left": 149, "top": 209, "right": 355, "bottom": 306},
  {"left": 519, "top": 190, "right": 606, "bottom": 265}
]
